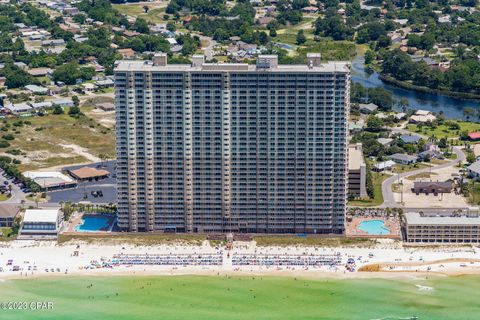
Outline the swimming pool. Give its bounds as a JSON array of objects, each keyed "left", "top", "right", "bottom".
[
  {"left": 358, "top": 220, "right": 391, "bottom": 235},
  {"left": 75, "top": 215, "right": 113, "bottom": 232}
]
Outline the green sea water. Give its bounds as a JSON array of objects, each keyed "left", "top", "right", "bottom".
[{"left": 0, "top": 275, "right": 479, "bottom": 319}]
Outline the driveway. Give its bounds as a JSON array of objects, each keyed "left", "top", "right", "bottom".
[
  {"left": 380, "top": 147, "right": 466, "bottom": 208},
  {"left": 199, "top": 35, "right": 217, "bottom": 61}
]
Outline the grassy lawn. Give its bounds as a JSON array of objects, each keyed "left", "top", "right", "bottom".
[
  {"left": 468, "top": 182, "right": 480, "bottom": 205},
  {"left": 0, "top": 109, "right": 115, "bottom": 171},
  {"left": 297, "top": 41, "right": 357, "bottom": 61},
  {"left": 406, "top": 172, "right": 438, "bottom": 181},
  {"left": 393, "top": 162, "right": 430, "bottom": 173},
  {"left": 254, "top": 236, "right": 376, "bottom": 247},
  {"left": 0, "top": 227, "right": 13, "bottom": 238},
  {"left": 275, "top": 18, "right": 316, "bottom": 46},
  {"left": 348, "top": 172, "right": 390, "bottom": 207},
  {"left": 0, "top": 193, "right": 10, "bottom": 201},
  {"left": 113, "top": 4, "right": 168, "bottom": 24},
  {"left": 406, "top": 121, "right": 480, "bottom": 139}
]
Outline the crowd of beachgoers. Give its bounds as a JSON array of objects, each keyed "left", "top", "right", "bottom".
[{"left": 0, "top": 239, "right": 479, "bottom": 279}]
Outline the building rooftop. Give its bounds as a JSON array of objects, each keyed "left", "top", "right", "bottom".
[
  {"left": 114, "top": 54, "right": 350, "bottom": 73},
  {"left": 400, "top": 134, "right": 421, "bottom": 144},
  {"left": 24, "top": 171, "right": 75, "bottom": 187},
  {"left": 374, "top": 160, "right": 395, "bottom": 170},
  {"left": 68, "top": 167, "right": 110, "bottom": 180},
  {"left": 413, "top": 181, "right": 452, "bottom": 188},
  {"left": 348, "top": 144, "right": 365, "bottom": 171},
  {"left": 405, "top": 211, "right": 480, "bottom": 226},
  {"left": 0, "top": 204, "right": 20, "bottom": 218},
  {"left": 389, "top": 153, "right": 418, "bottom": 162},
  {"left": 467, "top": 160, "right": 480, "bottom": 174},
  {"left": 23, "top": 209, "right": 60, "bottom": 223}
]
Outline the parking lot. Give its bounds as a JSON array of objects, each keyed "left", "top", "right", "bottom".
[{"left": 48, "top": 161, "right": 117, "bottom": 204}]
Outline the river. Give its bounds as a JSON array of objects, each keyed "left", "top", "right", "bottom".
[{"left": 351, "top": 55, "right": 480, "bottom": 120}]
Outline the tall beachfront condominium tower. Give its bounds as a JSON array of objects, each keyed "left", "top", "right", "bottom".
[{"left": 115, "top": 53, "right": 350, "bottom": 234}]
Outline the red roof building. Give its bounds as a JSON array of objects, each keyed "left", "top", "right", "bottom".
[{"left": 468, "top": 132, "right": 480, "bottom": 140}]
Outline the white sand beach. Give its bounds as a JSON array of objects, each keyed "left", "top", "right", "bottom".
[{"left": 0, "top": 239, "right": 479, "bottom": 280}]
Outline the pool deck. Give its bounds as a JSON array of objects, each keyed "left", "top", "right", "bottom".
[
  {"left": 64, "top": 212, "right": 116, "bottom": 234},
  {"left": 346, "top": 217, "right": 401, "bottom": 239}
]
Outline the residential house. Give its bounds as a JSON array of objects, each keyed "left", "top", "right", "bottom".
[
  {"left": 51, "top": 98, "right": 74, "bottom": 108},
  {"left": 358, "top": 103, "right": 378, "bottom": 114},
  {"left": 118, "top": 48, "right": 135, "bottom": 59},
  {"left": 25, "top": 84, "right": 50, "bottom": 95},
  {"left": 377, "top": 138, "right": 393, "bottom": 147},
  {"left": 5, "top": 103, "right": 32, "bottom": 113},
  {"left": 467, "top": 160, "right": 480, "bottom": 179},
  {"left": 28, "top": 67, "right": 53, "bottom": 77},
  {"left": 400, "top": 134, "right": 421, "bottom": 144},
  {"left": 468, "top": 132, "right": 480, "bottom": 141},
  {"left": 95, "top": 79, "right": 114, "bottom": 88},
  {"left": 389, "top": 153, "right": 418, "bottom": 165},
  {"left": 373, "top": 160, "right": 396, "bottom": 172},
  {"left": 302, "top": 6, "right": 318, "bottom": 13}
]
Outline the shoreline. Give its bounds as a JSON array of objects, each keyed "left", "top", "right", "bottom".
[
  {"left": 1, "top": 240, "right": 479, "bottom": 282},
  {"left": 378, "top": 74, "right": 480, "bottom": 102}
]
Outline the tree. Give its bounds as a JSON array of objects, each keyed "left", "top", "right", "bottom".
[
  {"left": 368, "top": 87, "right": 394, "bottom": 111},
  {"left": 143, "top": 5, "right": 149, "bottom": 13},
  {"left": 133, "top": 18, "right": 149, "bottom": 33},
  {"left": 72, "top": 95, "right": 80, "bottom": 107},
  {"left": 166, "top": 22, "right": 176, "bottom": 32},
  {"left": 68, "top": 106, "right": 81, "bottom": 117},
  {"left": 366, "top": 115, "right": 384, "bottom": 132},
  {"left": 52, "top": 105, "right": 64, "bottom": 115},
  {"left": 296, "top": 30, "right": 306, "bottom": 45},
  {"left": 364, "top": 50, "right": 375, "bottom": 64},
  {"left": 467, "top": 152, "right": 476, "bottom": 164}
]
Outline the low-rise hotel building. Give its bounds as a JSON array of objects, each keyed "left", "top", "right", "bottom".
[{"left": 404, "top": 211, "right": 480, "bottom": 243}]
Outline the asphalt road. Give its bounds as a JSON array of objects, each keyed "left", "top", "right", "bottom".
[{"left": 380, "top": 147, "right": 466, "bottom": 208}]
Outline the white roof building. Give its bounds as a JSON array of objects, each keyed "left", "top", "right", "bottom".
[
  {"left": 20, "top": 208, "right": 63, "bottom": 239},
  {"left": 23, "top": 209, "right": 60, "bottom": 224},
  {"left": 24, "top": 171, "right": 77, "bottom": 190},
  {"left": 373, "top": 160, "right": 396, "bottom": 171}
]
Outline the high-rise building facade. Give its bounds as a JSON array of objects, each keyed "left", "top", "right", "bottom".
[{"left": 115, "top": 53, "right": 350, "bottom": 234}]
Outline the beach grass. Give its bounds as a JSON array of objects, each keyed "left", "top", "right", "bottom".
[
  {"left": 58, "top": 233, "right": 207, "bottom": 246},
  {"left": 1, "top": 109, "right": 115, "bottom": 171},
  {"left": 253, "top": 236, "right": 377, "bottom": 247}
]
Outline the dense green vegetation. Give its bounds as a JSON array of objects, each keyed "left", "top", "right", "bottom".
[{"left": 381, "top": 49, "right": 480, "bottom": 95}]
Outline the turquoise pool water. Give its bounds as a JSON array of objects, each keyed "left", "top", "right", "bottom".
[
  {"left": 358, "top": 219, "right": 391, "bottom": 235},
  {"left": 75, "top": 216, "right": 111, "bottom": 232}
]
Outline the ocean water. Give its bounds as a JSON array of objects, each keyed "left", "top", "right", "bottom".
[{"left": 0, "top": 275, "right": 479, "bottom": 319}]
